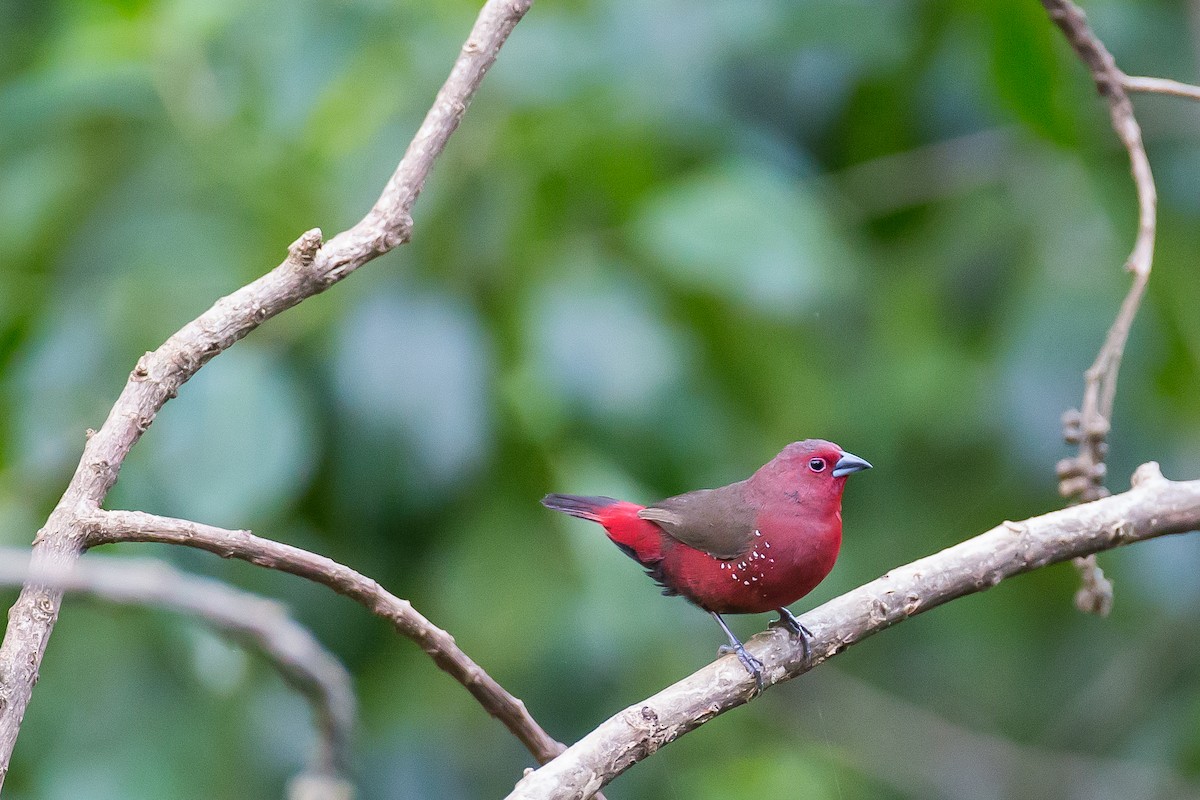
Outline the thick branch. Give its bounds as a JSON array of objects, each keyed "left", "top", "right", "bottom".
[
  {"left": 83, "top": 510, "right": 567, "bottom": 767},
  {"left": 0, "top": 551, "right": 354, "bottom": 796},
  {"left": 507, "top": 464, "right": 1200, "bottom": 800},
  {"left": 0, "top": 0, "right": 533, "bottom": 781}
]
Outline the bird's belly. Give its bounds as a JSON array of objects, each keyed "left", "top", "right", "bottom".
[{"left": 659, "top": 526, "right": 841, "bottom": 614}]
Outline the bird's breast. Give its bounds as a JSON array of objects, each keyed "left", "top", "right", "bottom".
[{"left": 658, "top": 514, "right": 842, "bottom": 614}]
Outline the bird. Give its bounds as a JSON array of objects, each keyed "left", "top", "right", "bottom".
[{"left": 541, "top": 440, "right": 871, "bottom": 687}]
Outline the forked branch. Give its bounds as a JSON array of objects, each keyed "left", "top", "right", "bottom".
[
  {"left": 0, "top": 0, "right": 539, "bottom": 784},
  {"left": 82, "top": 510, "right": 567, "bottom": 766},
  {"left": 1122, "top": 74, "right": 1200, "bottom": 102}
]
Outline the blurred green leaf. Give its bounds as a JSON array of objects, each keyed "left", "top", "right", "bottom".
[
  {"left": 112, "top": 345, "right": 317, "bottom": 527},
  {"left": 631, "top": 159, "right": 858, "bottom": 316},
  {"left": 983, "top": 0, "right": 1077, "bottom": 144}
]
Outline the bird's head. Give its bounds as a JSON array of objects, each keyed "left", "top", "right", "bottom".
[{"left": 754, "top": 439, "right": 872, "bottom": 501}]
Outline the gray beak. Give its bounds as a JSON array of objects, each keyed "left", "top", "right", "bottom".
[{"left": 832, "top": 451, "right": 872, "bottom": 478}]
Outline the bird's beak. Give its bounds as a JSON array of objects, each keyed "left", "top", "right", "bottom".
[{"left": 832, "top": 451, "right": 872, "bottom": 477}]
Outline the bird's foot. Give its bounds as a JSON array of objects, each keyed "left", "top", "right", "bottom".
[
  {"left": 770, "top": 607, "right": 813, "bottom": 663},
  {"left": 717, "top": 643, "right": 765, "bottom": 693},
  {"left": 710, "top": 611, "right": 765, "bottom": 692}
]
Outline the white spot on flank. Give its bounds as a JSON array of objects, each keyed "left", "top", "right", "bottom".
[
  {"left": 744, "top": 581, "right": 750, "bottom": 585},
  {"left": 754, "top": 529, "right": 762, "bottom": 537},
  {"left": 764, "top": 542, "right": 771, "bottom": 548}
]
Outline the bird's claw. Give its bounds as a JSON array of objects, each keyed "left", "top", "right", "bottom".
[
  {"left": 770, "top": 608, "right": 813, "bottom": 664},
  {"left": 717, "top": 643, "right": 765, "bottom": 692}
]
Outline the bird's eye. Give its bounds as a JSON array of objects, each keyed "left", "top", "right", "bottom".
[{"left": 808, "top": 458, "right": 827, "bottom": 472}]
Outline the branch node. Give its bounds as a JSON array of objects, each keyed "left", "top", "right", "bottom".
[
  {"left": 131, "top": 353, "right": 153, "bottom": 381},
  {"left": 287, "top": 228, "right": 325, "bottom": 268},
  {"left": 1071, "top": 555, "right": 1114, "bottom": 617},
  {"left": 1056, "top": 457, "right": 1084, "bottom": 480},
  {"left": 1131, "top": 461, "right": 1164, "bottom": 487},
  {"left": 386, "top": 215, "right": 414, "bottom": 249},
  {"left": 1058, "top": 474, "right": 1093, "bottom": 499},
  {"left": 902, "top": 592, "right": 921, "bottom": 615},
  {"left": 1084, "top": 416, "right": 1111, "bottom": 440},
  {"left": 1062, "top": 413, "right": 1082, "bottom": 443}
]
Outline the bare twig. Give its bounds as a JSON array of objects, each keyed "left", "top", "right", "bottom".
[
  {"left": 0, "top": 549, "right": 355, "bottom": 798},
  {"left": 0, "top": 0, "right": 536, "bottom": 781},
  {"left": 1041, "top": 0, "right": 1157, "bottom": 615},
  {"left": 507, "top": 464, "right": 1200, "bottom": 800},
  {"left": 82, "top": 510, "right": 568, "bottom": 767},
  {"left": 1122, "top": 74, "right": 1200, "bottom": 101}
]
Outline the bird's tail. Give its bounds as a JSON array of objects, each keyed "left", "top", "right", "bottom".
[
  {"left": 540, "top": 494, "right": 619, "bottom": 521},
  {"left": 541, "top": 493, "right": 663, "bottom": 564}
]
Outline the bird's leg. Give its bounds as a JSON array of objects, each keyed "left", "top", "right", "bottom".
[
  {"left": 710, "top": 611, "right": 764, "bottom": 692},
  {"left": 770, "top": 606, "right": 813, "bottom": 663}
]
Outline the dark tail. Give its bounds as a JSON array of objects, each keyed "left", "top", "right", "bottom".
[{"left": 540, "top": 494, "right": 620, "bottom": 522}]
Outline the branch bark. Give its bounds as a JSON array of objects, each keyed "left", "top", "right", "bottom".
[
  {"left": 506, "top": 464, "right": 1200, "bottom": 800},
  {"left": 82, "top": 510, "right": 566, "bottom": 766},
  {"left": 0, "top": 0, "right": 534, "bottom": 784},
  {"left": 0, "top": 551, "right": 355, "bottom": 798}
]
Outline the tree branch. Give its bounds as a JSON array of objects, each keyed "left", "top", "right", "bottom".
[
  {"left": 0, "top": 550, "right": 354, "bottom": 798},
  {"left": 506, "top": 464, "right": 1200, "bottom": 800},
  {"left": 82, "top": 510, "right": 567, "bottom": 768},
  {"left": 1041, "top": 0, "right": 1157, "bottom": 614},
  {"left": 1122, "top": 74, "right": 1200, "bottom": 102},
  {"left": 0, "top": 0, "right": 534, "bottom": 782}
]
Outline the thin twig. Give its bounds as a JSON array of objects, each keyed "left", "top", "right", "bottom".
[
  {"left": 0, "top": 0, "right": 537, "bottom": 782},
  {"left": 507, "top": 463, "right": 1200, "bottom": 800},
  {"left": 1122, "top": 74, "right": 1200, "bottom": 101},
  {"left": 1041, "top": 0, "right": 1157, "bottom": 615},
  {"left": 83, "top": 510, "right": 568, "bottom": 766},
  {"left": 0, "top": 550, "right": 355, "bottom": 798}
]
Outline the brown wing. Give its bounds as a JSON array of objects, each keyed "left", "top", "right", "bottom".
[{"left": 636, "top": 480, "right": 757, "bottom": 559}]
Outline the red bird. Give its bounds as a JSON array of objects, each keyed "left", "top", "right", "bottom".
[{"left": 542, "top": 440, "right": 871, "bottom": 685}]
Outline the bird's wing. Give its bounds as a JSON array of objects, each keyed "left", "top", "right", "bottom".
[{"left": 637, "top": 482, "right": 756, "bottom": 559}]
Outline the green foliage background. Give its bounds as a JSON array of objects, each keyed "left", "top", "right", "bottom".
[{"left": 2, "top": 0, "right": 1200, "bottom": 798}]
